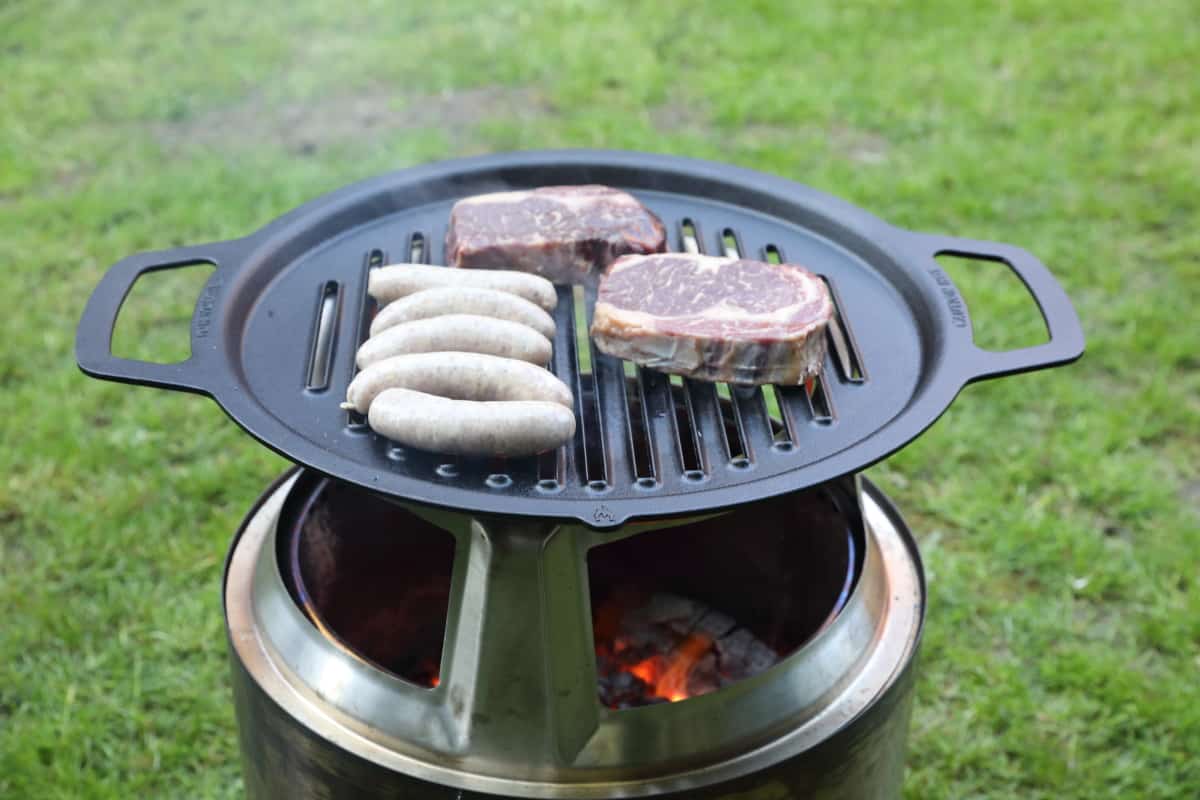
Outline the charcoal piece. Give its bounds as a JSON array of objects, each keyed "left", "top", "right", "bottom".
[
  {"left": 693, "top": 609, "right": 737, "bottom": 641},
  {"left": 594, "top": 589, "right": 779, "bottom": 708}
]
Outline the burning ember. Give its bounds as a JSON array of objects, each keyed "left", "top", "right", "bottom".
[{"left": 594, "top": 587, "right": 779, "bottom": 709}]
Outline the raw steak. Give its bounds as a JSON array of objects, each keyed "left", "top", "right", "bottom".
[
  {"left": 445, "top": 185, "right": 667, "bottom": 284},
  {"left": 591, "top": 253, "right": 834, "bottom": 385}
]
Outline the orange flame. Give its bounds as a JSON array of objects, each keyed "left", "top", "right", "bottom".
[{"left": 625, "top": 631, "right": 713, "bottom": 703}]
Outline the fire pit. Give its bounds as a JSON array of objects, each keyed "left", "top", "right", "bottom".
[
  {"left": 76, "top": 150, "right": 1083, "bottom": 798},
  {"left": 226, "top": 468, "right": 919, "bottom": 798}
]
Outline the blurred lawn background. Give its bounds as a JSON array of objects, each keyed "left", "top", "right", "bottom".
[{"left": 1, "top": 1, "right": 1197, "bottom": 797}]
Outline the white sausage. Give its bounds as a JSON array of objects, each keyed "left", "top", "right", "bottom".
[
  {"left": 369, "top": 264, "right": 557, "bottom": 312},
  {"left": 369, "top": 287, "right": 556, "bottom": 339},
  {"left": 355, "top": 314, "right": 552, "bottom": 369},
  {"left": 367, "top": 388, "right": 576, "bottom": 457},
  {"left": 342, "top": 351, "right": 574, "bottom": 415}
]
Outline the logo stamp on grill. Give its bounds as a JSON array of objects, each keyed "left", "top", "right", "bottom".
[
  {"left": 592, "top": 505, "right": 616, "bottom": 524},
  {"left": 928, "top": 268, "right": 969, "bottom": 329},
  {"left": 194, "top": 278, "right": 222, "bottom": 339}
]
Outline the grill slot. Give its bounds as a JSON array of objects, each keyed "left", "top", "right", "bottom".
[
  {"left": 679, "top": 219, "right": 702, "bottom": 254},
  {"left": 346, "top": 247, "right": 388, "bottom": 427},
  {"left": 684, "top": 379, "right": 729, "bottom": 475},
  {"left": 573, "top": 285, "right": 612, "bottom": 487},
  {"left": 624, "top": 362, "right": 655, "bottom": 480},
  {"left": 774, "top": 385, "right": 817, "bottom": 429},
  {"left": 670, "top": 375, "right": 703, "bottom": 473},
  {"left": 408, "top": 232, "right": 427, "bottom": 264},
  {"left": 305, "top": 281, "right": 341, "bottom": 391},
  {"left": 805, "top": 376, "right": 836, "bottom": 423},
  {"left": 544, "top": 285, "right": 583, "bottom": 489},
  {"left": 765, "top": 385, "right": 794, "bottom": 448},
  {"left": 721, "top": 227, "right": 744, "bottom": 260},
  {"left": 730, "top": 385, "right": 774, "bottom": 463},
  {"left": 636, "top": 366, "right": 682, "bottom": 484},
  {"left": 715, "top": 384, "right": 748, "bottom": 464},
  {"left": 536, "top": 448, "right": 562, "bottom": 489},
  {"left": 821, "top": 277, "right": 867, "bottom": 384}
]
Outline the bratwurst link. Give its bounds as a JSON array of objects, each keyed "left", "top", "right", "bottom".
[
  {"left": 367, "top": 388, "right": 577, "bottom": 457},
  {"left": 342, "top": 351, "right": 574, "bottom": 415},
  {"left": 368, "top": 286, "right": 556, "bottom": 340},
  {"left": 368, "top": 263, "right": 557, "bottom": 312},
  {"left": 355, "top": 314, "right": 552, "bottom": 369}
]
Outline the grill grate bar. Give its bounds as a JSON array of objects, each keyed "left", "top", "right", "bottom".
[
  {"left": 764, "top": 385, "right": 794, "bottom": 447},
  {"left": 775, "top": 384, "right": 814, "bottom": 429},
  {"left": 580, "top": 283, "right": 623, "bottom": 488},
  {"left": 805, "top": 375, "right": 836, "bottom": 423},
  {"left": 730, "top": 384, "right": 774, "bottom": 462},
  {"left": 591, "top": 347, "right": 631, "bottom": 488},
  {"left": 670, "top": 375, "right": 703, "bottom": 472},
  {"left": 549, "top": 287, "right": 588, "bottom": 489},
  {"left": 543, "top": 286, "right": 584, "bottom": 489},
  {"left": 820, "top": 276, "right": 867, "bottom": 383},
  {"left": 624, "top": 362, "right": 656, "bottom": 479},
  {"left": 684, "top": 378, "right": 729, "bottom": 473},
  {"left": 636, "top": 366, "right": 683, "bottom": 483}
]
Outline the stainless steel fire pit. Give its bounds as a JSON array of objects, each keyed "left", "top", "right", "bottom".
[{"left": 224, "top": 469, "right": 924, "bottom": 799}]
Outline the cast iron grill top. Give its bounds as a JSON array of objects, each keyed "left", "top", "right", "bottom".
[{"left": 76, "top": 151, "right": 1084, "bottom": 528}]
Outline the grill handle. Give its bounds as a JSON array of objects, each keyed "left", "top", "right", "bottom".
[
  {"left": 75, "top": 240, "right": 242, "bottom": 396},
  {"left": 916, "top": 234, "right": 1085, "bottom": 384}
]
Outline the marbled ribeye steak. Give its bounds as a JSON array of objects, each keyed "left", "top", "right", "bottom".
[
  {"left": 446, "top": 185, "right": 666, "bottom": 284},
  {"left": 590, "top": 254, "right": 834, "bottom": 385}
]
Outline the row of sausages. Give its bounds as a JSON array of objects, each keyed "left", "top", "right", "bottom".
[{"left": 342, "top": 265, "right": 576, "bottom": 457}]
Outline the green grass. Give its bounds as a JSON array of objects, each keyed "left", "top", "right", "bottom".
[{"left": 2, "top": 0, "right": 1198, "bottom": 796}]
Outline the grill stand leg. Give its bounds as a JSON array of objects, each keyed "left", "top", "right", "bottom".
[{"left": 437, "top": 516, "right": 600, "bottom": 768}]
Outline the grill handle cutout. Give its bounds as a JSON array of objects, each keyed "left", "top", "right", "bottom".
[
  {"left": 916, "top": 234, "right": 1085, "bottom": 383},
  {"left": 76, "top": 240, "right": 244, "bottom": 396}
]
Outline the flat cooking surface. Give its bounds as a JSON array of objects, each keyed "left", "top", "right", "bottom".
[{"left": 76, "top": 151, "right": 1083, "bottom": 527}]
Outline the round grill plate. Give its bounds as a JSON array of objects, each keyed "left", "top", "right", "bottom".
[{"left": 77, "top": 151, "right": 1083, "bottom": 527}]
